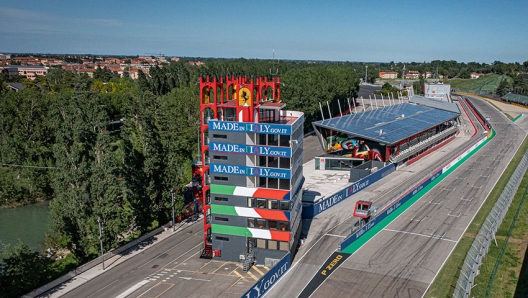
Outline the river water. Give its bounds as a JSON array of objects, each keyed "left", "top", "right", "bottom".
[{"left": 0, "top": 201, "right": 50, "bottom": 252}]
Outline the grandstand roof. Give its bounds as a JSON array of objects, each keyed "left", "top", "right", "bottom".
[
  {"left": 312, "top": 103, "right": 460, "bottom": 145},
  {"left": 502, "top": 93, "right": 528, "bottom": 105},
  {"left": 410, "top": 95, "right": 461, "bottom": 113}
]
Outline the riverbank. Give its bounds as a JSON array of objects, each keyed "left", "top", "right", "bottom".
[{"left": 0, "top": 200, "right": 50, "bottom": 252}]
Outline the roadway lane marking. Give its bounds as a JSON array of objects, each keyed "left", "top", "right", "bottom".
[
  {"left": 252, "top": 266, "right": 265, "bottom": 276},
  {"left": 405, "top": 216, "right": 425, "bottom": 222},
  {"left": 442, "top": 212, "right": 462, "bottom": 218},
  {"left": 298, "top": 252, "right": 351, "bottom": 297},
  {"left": 246, "top": 269, "right": 259, "bottom": 281},
  {"left": 115, "top": 279, "right": 150, "bottom": 298},
  {"left": 211, "top": 261, "right": 228, "bottom": 274},
  {"left": 326, "top": 233, "right": 346, "bottom": 238},
  {"left": 383, "top": 228, "right": 457, "bottom": 243},
  {"left": 178, "top": 276, "right": 210, "bottom": 282},
  {"left": 232, "top": 268, "right": 246, "bottom": 280}
]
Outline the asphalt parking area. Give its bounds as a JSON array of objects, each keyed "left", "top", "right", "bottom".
[{"left": 137, "top": 260, "right": 269, "bottom": 298}]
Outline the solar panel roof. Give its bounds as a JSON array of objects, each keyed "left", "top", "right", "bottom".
[{"left": 312, "top": 103, "right": 460, "bottom": 145}]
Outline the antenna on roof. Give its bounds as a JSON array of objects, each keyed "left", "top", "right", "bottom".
[
  {"left": 319, "top": 102, "right": 325, "bottom": 120},
  {"left": 381, "top": 94, "right": 385, "bottom": 107},
  {"left": 270, "top": 49, "right": 279, "bottom": 76},
  {"left": 353, "top": 98, "right": 358, "bottom": 114},
  {"left": 337, "top": 99, "right": 343, "bottom": 116},
  {"left": 369, "top": 95, "right": 373, "bottom": 110},
  {"left": 326, "top": 101, "right": 332, "bottom": 119},
  {"left": 347, "top": 98, "right": 352, "bottom": 114}
]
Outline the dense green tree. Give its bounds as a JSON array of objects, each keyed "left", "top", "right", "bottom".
[
  {"left": 496, "top": 77, "right": 510, "bottom": 96},
  {"left": 156, "top": 86, "right": 200, "bottom": 216},
  {"left": 93, "top": 66, "right": 113, "bottom": 82},
  {"left": 0, "top": 88, "right": 54, "bottom": 206},
  {"left": 281, "top": 65, "right": 359, "bottom": 131},
  {"left": 0, "top": 241, "right": 52, "bottom": 298},
  {"left": 121, "top": 90, "right": 167, "bottom": 232},
  {"left": 47, "top": 90, "right": 122, "bottom": 258}
]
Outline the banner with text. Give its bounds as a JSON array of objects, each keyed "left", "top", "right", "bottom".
[
  {"left": 209, "top": 142, "right": 291, "bottom": 157},
  {"left": 209, "top": 120, "right": 292, "bottom": 135},
  {"left": 210, "top": 164, "right": 291, "bottom": 179},
  {"left": 242, "top": 253, "right": 291, "bottom": 298},
  {"left": 302, "top": 164, "right": 396, "bottom": 219}
]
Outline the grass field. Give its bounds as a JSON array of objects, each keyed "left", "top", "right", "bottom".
[
  {"left": 450, "top": 74, "right": 508, "bottom": 94},
  {"left": 426, "top": 129, "right": 528, "bottom": 298}
]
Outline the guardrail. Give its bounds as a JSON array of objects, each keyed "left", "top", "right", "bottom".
[{"left": 453, "top": 150, "right": 528, "bottom": 298}]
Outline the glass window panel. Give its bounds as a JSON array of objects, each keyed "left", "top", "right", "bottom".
[
  {"left": 256, "top": 239, "right": 266, "bottom": 248},
  {"left": 279, "top": 157, "right": 290, "bottom": 169},
  {"left": 279, "top": 222, "right": 288, "bottom": 231},
  {"left": 256, "top": 219, "right": 266, "bottom": 229},
  {"left": 270, "top": 200, "right": 278, "bottom": 209},
  {"left": 279, "top": 179, "right": 289, "bottom": 190},
  {"left": 268, "top": 240, "right": 278, "bottom": 250},
  {"left": 280, "top": 201, "right": 290, "bottom": 211},
  {"left": 268, "top": 220, "right": 277, "bottom": 230},
  {"left": 279, "top": 241, "right": 289, "bottom": 251},
  {"left": 257, "top": 199, "right": 266, "bottom": 209}
]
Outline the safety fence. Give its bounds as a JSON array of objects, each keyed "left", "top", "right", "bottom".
[{"left": 453, "top": 150, "right": 528, "bottom": 298}]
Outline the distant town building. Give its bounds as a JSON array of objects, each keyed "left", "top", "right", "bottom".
[
  {"left": 470, "top": 72, "right": 487, "bottom": 79},
  {"left": 12, "top": 56, "right": 41, "bottom": 66},
  {"left": 4, "top": 66, "right": 48, "bottom": 80},
  {"left": 404, "top": 70, "right": 420, "bottom": 79},
  {"left": 379, "top": 71, "right": 398, "bottom": 79},
  {"left": 6, "top": 82, "right": 26, "bottom": 92}
]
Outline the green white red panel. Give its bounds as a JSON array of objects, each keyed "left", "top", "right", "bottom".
[
  {"left": 212, "top": 224, "right": 291, "bottom": 242},
  {"left": 211, "top": 184, "right": 290, "bottom": 200},
  {"left": 212, "top": 204, "right": 289, "bottom": 221}
]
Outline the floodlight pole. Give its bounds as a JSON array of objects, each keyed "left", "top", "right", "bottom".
[
  {"left": 171, "top": 188, "right": 175, "bottom": 232},
  {"left": 97, "top": 217, "right": 105, "bottom": 270}
]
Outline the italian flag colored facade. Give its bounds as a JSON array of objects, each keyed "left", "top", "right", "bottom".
[{"left": 211, "top": 184, "right": 290, "bottom": 200}]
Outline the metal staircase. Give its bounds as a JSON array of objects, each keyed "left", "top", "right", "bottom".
[
  {"left": 242, "top": 240, "right": 255, "bottom": 272},
  {"left": 200, "top": 244, "right": 213, "bottom": 259}
]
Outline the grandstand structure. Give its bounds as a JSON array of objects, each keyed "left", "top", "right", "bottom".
[
  {"left": 501, "top": 93, "right": 528, "bottom": 106},
  {"left": 312, "top": 96, "right": 461, "bottom": 170}
]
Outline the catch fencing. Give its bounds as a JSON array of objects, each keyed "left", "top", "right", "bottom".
[{"left": 453, "top": 151, "right": 528, "bottom": 298}]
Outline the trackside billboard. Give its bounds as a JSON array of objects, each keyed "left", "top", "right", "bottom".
[
  {"left": 242, "top": 253, "right": 290, "bottom": 298},
  {"left": 209, "top": 120, "right": 292, "bottom": 135},
  {"left": 302, "top": 164, "right": 396, "bottom": 219},
  {"left": 209, "top": 142, "right": 292, "bottom": 157}
]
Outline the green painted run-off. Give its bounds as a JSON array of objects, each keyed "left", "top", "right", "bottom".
[{"left": 341, "top": 130, "right": 495, "bottom": 254}]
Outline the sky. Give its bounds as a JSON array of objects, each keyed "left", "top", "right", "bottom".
[{"left": 0, "top": 0, "right": 527, "bottom": 64}]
